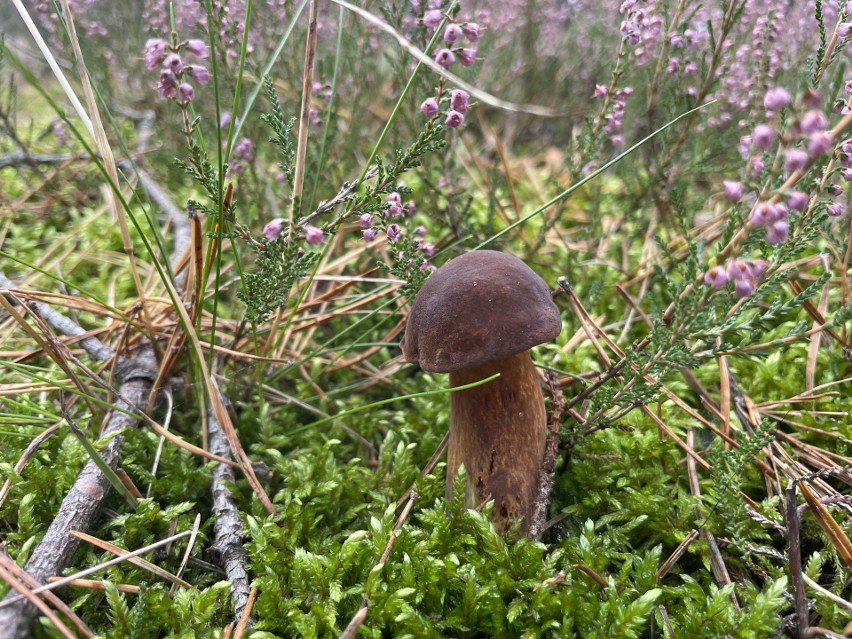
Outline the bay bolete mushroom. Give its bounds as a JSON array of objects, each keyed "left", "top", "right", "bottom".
[{"left": 401, "top": 250, "right": 562, "bottom": 534}]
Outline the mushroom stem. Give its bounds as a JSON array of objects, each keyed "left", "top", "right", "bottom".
[{"left": 448, "top": 351, "right": 546, "bottom": 534}]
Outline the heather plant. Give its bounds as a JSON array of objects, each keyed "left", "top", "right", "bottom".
[{"left": 0, "top": 0, "right": 851, "bottom": 638}]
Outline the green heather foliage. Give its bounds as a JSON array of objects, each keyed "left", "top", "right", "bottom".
[{"left": 1, "top": 0, "right": 852, "bottom": 637}]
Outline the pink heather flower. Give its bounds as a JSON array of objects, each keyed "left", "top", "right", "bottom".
[
  {"left": 593, "top": 84, "right": 607, "bottom": 99},
  {"left": 788, "top": 191, "right": 809, "bottom": 210},
  {"left": 445, "top": 110, "right": 465, "bottom": 128},
  {"left": 178, "top": 82, "right": 194, "bottom": 102},
  {"left": 723, "top": 180, "right": 745, "bottom": 202},
  {"left": 386, "top": 202, "right": 404, "bottom": 218},
  {"left": 785, "top": 149, "right": 808, "bottom": 172},
  {"left": 143, "top": 38, "right": 168, "bottom": 70},
  {"left": 840, "top": 23, "right": 852, "bottom": 38},
  {"left": 358, "top": 213, "right": 373, "bottom": 228},
  {"left": 423, "top": 9, "right": 443, "bottom": 29},
  {"left": 842, "top": 168, "right": 852, "bottom": 181},
  {"left": 415, "top": 225, "right": 427, "bottom": 236},
  {"left": 458, "top": 48, "right": 477, "bottom": 66},
  {"left": 842, "top": 139, "right": 852, "bottom": 154},
  {"left": 404, "top": 201, "right": 416, "bottom": 214},
  {"left": 752, "top": 124, "right": 774, "bottom": 149},
  {"left": 418, "top": 241, "right": 436, "bottom": 257},
  {"left": 764, "top": 87, "right": 792, "bottom": 111},
  {"left": 734, "top": 278, "right": 755, "bottom": 298},
  {"left": 462, "top": 22, "right": 483, "bottom": 41},
  {"left": 305, "top": 225, "right": 324, "bottom": 245},
  {"left": 263, "top": 217, "right": 285, "bottom": 241},
  {"left": 749, "top": 155, "right": 764, "bottom": 177},
  {"left": 727, "top": 259, "right": 753, "bottom": 281},
  {"left": 800, "top": 110, "right": 828, "bottom": 133},
  {"left": 750, "top": 203, "right": 774, "bottom": 226},
  {"left": 362, "top": 228, "right": 377, "bottom": 242},
  {"left": 185, "top": 65, "right": 210, "bottom": 85},
  {"left": 751, "top": 260, "right": 769, "bottom": 279},
  {"left": 385, "top": 192, "right": 401, "bottom": 204},
  {"left": 611, "top": 135, "right": 624, "bottom": 148},
  {"left": 846, "top": 80, "right": 852, "bottom": 95},
  {"left": 772, "top": 203, "right": 789, "bottom": 221},
  {"left": 444, "top": 24, "right": 463, "bottom": 44},
  {"left": 420, "top": 98, "right": 439, "bottom": 118},
  {"left": 766, "top": 220, "right": 789, "bottom": 244},
  {"left": 808, "top": 131, "right": 833, "bottom": 156},
  {"left": 827, "top": 201, "right": 844, "bottom": 216},
  {"left": 163, "top": 52, "right": 183, "bottom": 72},
  {"left": 157, "top": 70, "right": 178, "bottom": 99},
  {"left": 827, "top": 183, "right": 844, "bottom": 196},
  {"left": 450, "top": 89, "right": 470, "bottom": 112},
  {"left": 435, "top": 48, "right": 455, "bottom": 67},
  {"left": 386, "top": 224, "right": 401, "bottom": 242},
  {"left": 703, "top": 266, "right": 729, "bottom": 288},
  {"left": 185, "top": 39, "right": 209, "bottom": 57}
]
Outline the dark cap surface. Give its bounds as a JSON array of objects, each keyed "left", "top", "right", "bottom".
[{"left": 401, "top": 250, "right": 562, "bottom": 372}]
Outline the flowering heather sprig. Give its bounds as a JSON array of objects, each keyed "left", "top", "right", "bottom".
[
  {"left": 704, "top": 259, "right": 770, "bottom": 298},
  {"left": 144, "top": 36, "right": 210, "bottom": 105}
]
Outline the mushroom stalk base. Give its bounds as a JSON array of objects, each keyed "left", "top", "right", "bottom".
[{"left": 448, "top": 351, "right": 546, "bottom": 534}]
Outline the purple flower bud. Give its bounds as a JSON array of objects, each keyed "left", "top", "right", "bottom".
[
  {"left": 386, "top": 223, "right": 401, "bottom": 242},
  {"left": 734, "top": 278, "right": 755, "bottom": 298},
  {"left": 703, "top": 266, "right": 729, "bottom": 288},
  {"left": 423, "top": 9, "right": 443, "bottom": 29},
  {"left": 752, "top": 124, "right": 774, "bottom": 149},
  {"left": 827, "top": 201, "right": 844, "bottom": 216},
  {"left": 765, "top": 219, "right": 789, "bottom": 244},
  {"left": 764, "top": 86, "right": 792, "bottom": 111},
  {"left": 843, "top": 139, "right": 852, "bottom": 154},
  {"left": 163, "top": 52, "right": 183, "bottom": 72},
  {"left": 593, "top": 84, "right": 607, "bottom": 99},
  {"left": 157, "top": 70, "right": 178, "bottom": 99},
  {"left": 784, "top": 149, "right": 808, "bottom": 172},
  {"left": 435, "top": 48, "right": 455, "bottom": 68},
  {"left": 185, "top": 39, "right": 209, "bottom": 57},
  {"left": 143, "top": 38, "right": 168, "bottom": 70},
  {"left": 751, "top": 260, "right": 769, "bottom": 279},
  {"left": 418, "top": 240, "right": 436, "bottom": 256},
  {"left": 787, "top": 191, "right": 808, "bottom": 210},
  {"left": 385, "top": 192, "right": 401, "bottom": 204},
  {"left": 458, "top": 48, "right": 477, "bottom": 67},
  {"left": 771, "top": 203, "right": 789, "bottom": 221},
  {"left": 450, "top": 89, "right": 470, "bottom": 112},
  {"left": 750, "top": 202, "right": 774, "bottom": 226},
  {"left": 840, "top": 22, "right": 852, "bottom": 38},
  {"left": 842, "top": 168, "right": 852, "bottom": 182},
  {"left": 827, "top": 183, "right": 844, "bottom": 196},
  {"left": 386, "top": 202, "right": 404, "bottom": 218},
  {"left": 185, "top": 65, "right": 210, "bottom": 85},
  {"left": 444, "top": 23, "right": 463, "bottom": 44},
  {"left": 404, "top": 201, "right": 416, "bottom": 214},
  {"left": 727, "top": 259, "right": 753, "bottom": 281},
  {"left": 358, "top": 213, "right": 373, "bottom": 228},
  {"left": 723, "top": 180, "right": 745, "bottom": 202},
  {"left": 463, "top": 22, "right": 483, "bottom": 41},
  {"left": 263, "top": 217, "right": 285, "bottom": 241},
  {"left": 808, "top": 131, "right": 834, "bottom": 156},
  {"left": 362, "top": 228, "right": 377, "bottom": 242},
  {"left": 800, "top": 110, "right": 828, "bottom": 133},
  {"left": 445, "top": 110, "right": 465, "bottom": 128},
  {"left": 420, "top": 97, "right": 439, "bottom": 118},
  {"left": 305, "top": 225, "right": 324, "bottom": 245},
  {"left": 178, "top": 82, "right": 194, "bottom": 102},
  {"left": 749, "top": 155, "right": 764, "bottom": 177},
  {"left": 415, "top": 225, "right": 427, "bottom": 236}
]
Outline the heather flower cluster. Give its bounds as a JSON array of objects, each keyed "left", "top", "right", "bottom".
[
  {"left": 143, "top": 37, "right": 210, "bottom": 104},
  {"left": 418, "top": 4, "right": 483, "bottom": 130},
  {"left": 262, "top": 218, "right": 325, "bottom": 246},
  {"left": 704, "top": 259, "right": 769, "bottom": 299},
  {"left": 593, "top": 84, "right": 633, "bottom": 148}
]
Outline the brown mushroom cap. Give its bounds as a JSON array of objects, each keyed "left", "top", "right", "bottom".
[{"left": 401, "top": 250, "right": 562, "bottom": 372}]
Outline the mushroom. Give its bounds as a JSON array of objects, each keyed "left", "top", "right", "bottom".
[{"left": 401, "top": 250, "right": 562, "bottom": 534}]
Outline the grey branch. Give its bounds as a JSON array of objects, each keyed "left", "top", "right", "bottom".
[
  {"left": 0, "top": 350, "right": 157, "bottom": 639},
  {"left": 207, "top": 403, "right": 253, "bottom": 626},
  {"left": 0, "top": 272, "right": 114, "bottom": 362}
]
